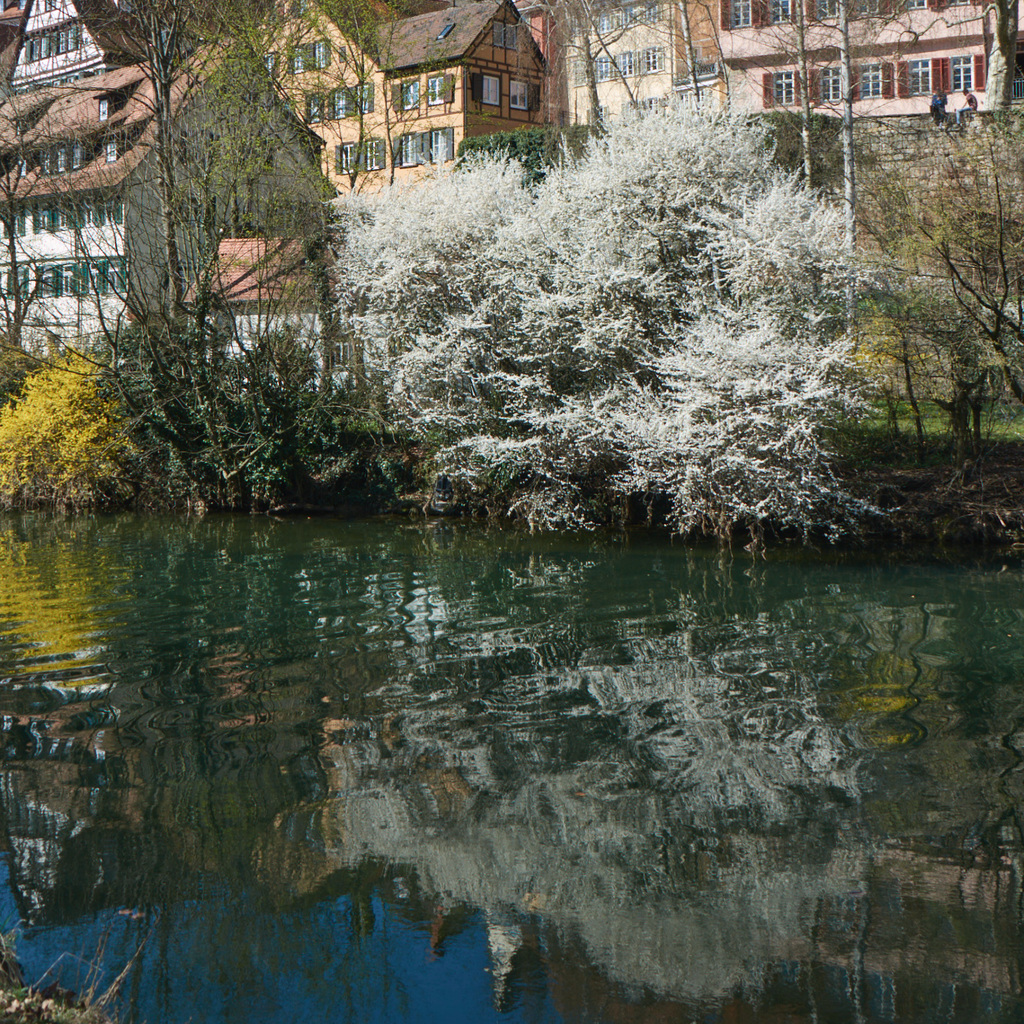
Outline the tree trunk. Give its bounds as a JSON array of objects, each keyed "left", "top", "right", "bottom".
[
  {"left": 986, "top": 0, "right": 1019, "bottom": 110},
  {"left": 839, "top": 0, "right": 857, "bottom": 334},
  {"left": 795, "top": 0, "right": 813, "bottom": 185},
  {"left": 677, "top": 0, "right": 701, "bottom": 104}
]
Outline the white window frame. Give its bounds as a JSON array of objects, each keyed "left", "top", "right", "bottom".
[
  {"left": 363, "top": 138, "right": 385, "bottom": 171},
  {"left": 402, "top": 79, "right": 420, "bottom": 109},
  {"left": 617, "top": 51, "right": 637, "bottom": 77},
  {"left": 338, "top": 142, "right": 355, "bottom": 173},
  {"left": 908, "top": 58, "right": 931, "bottom": 95},
  {"left": 56, "top": 146, "right": 66, "bottom": 173},
  {"left": 770, "top": 0, "right": 791, "bottom": 21},
  {"left": 774, "top": 70, "right": 795, "bottom": 105},
  {"left": 430, "top": 128, "right": 454, "bottom": 163},
  {"left": 732, "top": 0, "right": 752, "bottom": 26},
  {"left": 509, "top": 79, "right": 527, "bottom": 109},
  {"left": 105, "top": 140, "right": 117, "bottom": 163},
  {"left": 481, "top": 74, "right": 500, "bottom": 105},
  {"left": 594, "top": 56, "right": 613, "bottom": 82},
  {"left": 642, "top": 47, "right": 664, "bottom": 74},
  {"left": 313, "top": 40, "right": 329, "bottom": 69},
  {"left": 820, "top": 66, "right": 842, "bottom": 102},
  {"left": 816, "top": 0, "right": 838, "bottom": 16},
  {"left": 859, "top": 62, "right": 882, "bottom": 99},
  {"left": 427, "top": 75, "right": 445, "bottom": 105},
  {"left": 951, "top": 55, "right": 973, "bottom": 91},
  {"left": 98, "top": 97, "right": 109, "bottom": 120}
]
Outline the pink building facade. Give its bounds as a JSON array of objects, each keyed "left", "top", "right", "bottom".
[{"left": 718, "top": 0, "right": 1022, "bottom": 117}]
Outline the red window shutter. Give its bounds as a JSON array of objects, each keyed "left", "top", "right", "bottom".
[
  {"left": 805, "top": 0, "right": 817, "bottom": 20},
  {"left": 933, "top": 57, "right": 950, "bottom": 92},
  {"left": 882, "top": 62, "right": 894, "bottom": 99},
  {"left": 808, "top": 67, "right": 820, "bottom": 103},
  {"left": 926, "top": 0, "right": 943, "bottom": 7},
  {"left": 444, "top": 73, "right": 456, "bottom": 102},
  {"left": 763, "top": 71, "right": 775, "bottom": 106},
  {"left": 896, "top": 60, "right": 909, "bottom": 98},
  {"left": 752, "top": 0, "right": 767, "bottom": 25},
  {"left": 721, "top": 0, "right": 732, "bottom": 29},
  {"left": 974, "top": 53, "right": 986, "bottom": 90},
  {"left": 794, "top": 70, "right": 801, "bottom": 102}
]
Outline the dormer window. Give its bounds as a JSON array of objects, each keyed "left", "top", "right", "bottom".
[
  {"left": 99, "top": 98, "right": 109, "bottom": 120},
  {"left": 437, "top": 22, "right": 454, "bottom": 40}
]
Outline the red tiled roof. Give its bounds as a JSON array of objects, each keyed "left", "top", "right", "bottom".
[
  {"left": 206, "top": 237, "right": 315, "bottom": 306},
  {"left": 377, "top": 0, "right": 500, "bottom": 71}
]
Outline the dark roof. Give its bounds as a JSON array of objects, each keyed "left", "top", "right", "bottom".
[{"left": 377, "top": 0, "right": 503, "bottom": 71}]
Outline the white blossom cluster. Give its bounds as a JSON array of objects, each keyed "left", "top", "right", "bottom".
[{"left": 335, "top": 107, "right": 865, "bottom": 537}]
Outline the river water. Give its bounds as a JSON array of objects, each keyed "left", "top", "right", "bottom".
[{"left": 0, "top": 514, "right": 1022, "bottom": 1023}]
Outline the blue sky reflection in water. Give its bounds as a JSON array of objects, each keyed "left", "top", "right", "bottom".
[{"left": 0, "top": 515, "right": 1023, "bottom": 1023}]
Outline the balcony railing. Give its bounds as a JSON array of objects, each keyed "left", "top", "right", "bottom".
[
  {"left": 672, "top": 60, "right": 721, "bottom": 88},
  {"left": 1014, "top": 76, "right": 1024, "bottom": 100}
]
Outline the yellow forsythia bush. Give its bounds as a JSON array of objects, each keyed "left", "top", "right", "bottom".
[{"left": 0, "top": 354, "right": 127, "bottom": 508}]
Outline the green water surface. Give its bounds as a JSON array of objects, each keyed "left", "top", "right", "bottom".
[{"left": 0, "top": 514, "right": 1022, "bottom": 1023}]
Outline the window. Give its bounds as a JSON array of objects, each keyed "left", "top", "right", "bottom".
[
  {"left": 265, "top": 53, "right": 278, "bottom": 74},
  {"left": 332, "top": 88, "right": 350, "bottom": 118},
  {"left": 816, "top": 0, "right": 838, "bottom": 16},
  {"left": 908, "top": 58, "right": 930, "bottom": 94},
  {"left": 770, "top": 0, "right": 791, "bottom": 21},
  {"left": 399, "top": 133, "right": 423, "bottom": 166},
  {"left": 429, "top": 128, "right": 454, "bottom": 162},
  {"left": 732, "top": 0, "right": 751, "bottom": 26},
  {"left": 509, "top": 79, "right": 527, "bottom": 109},
  {"left": 99, "top": 97, "right": 109, "bottom": 120},
  {"left": 402, "top": 79, "right": 420, "bottom": 109},
  {"left": 773, "top": 70, "right": 794, "bottom": 105},
  {"left": 363, "top": 138, "right": 386, "bottom": 170},
  {"left": 859, "top": 62, "right": 882, "bottom": 98},
  {"left": 597, "top": 10, "right": 616, "bottom": 32},
  {"left": 855, "top": 0, "right": 879, "bottom": 13},
  {"left": 820, "top": 66, "right": 842, "bottom": 102},
  {"left": 106, "top": 140, "right": 117, "bottom": 162},
  {"left": 307, "top": 93, "right": 323, "bottom": 122},
  {"left": 427, "top": 75, "right": 446, "bottom": 105},
  {"left": 905, "top": 0, "right": 927, "bottom": 6},
  {"left": 313, "top": 40, "right": 330, "bottom": 68},
  {"left": 336, "top": 142, "right": 356, "bottom": 174},
  {"left": 41, "top": 149, "right": 51, "bottom": 174},
  {"left": 358, "top": 84, "right": 374, "bottom": 112},
  {"left": 639, "top": 3, "right": 659, "bottom": 23},
  {"left": 642, "top": 47, "right": 664, "bottom": 74},
  {"left": 437, "top": 22, "right": 454, "bottom": 40},
  {"left": 481, "top": 74, "right": 499, "bottom": 105},
  {"left": 56, "top": 146, "right": 66, "bottom": 173},
  {"left": 951, "top": 55, "right": 973, "bottom": 91},
  {"left": 595, "top": 56, "right": 613, "bottom": 82},
  {"left": 492, "top": 23, "right": 517, "bottom": 48},
  {"left": 617, "top": 51, "right": 637, "bottom": 77}
]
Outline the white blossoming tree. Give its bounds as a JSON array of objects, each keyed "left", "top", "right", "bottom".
[{"left": 335, "top": 107, "right": 864, "bottom": 538}]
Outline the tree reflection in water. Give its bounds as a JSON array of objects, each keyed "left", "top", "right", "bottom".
[{"left": 0, "top": 515, "right": 1022, "bottom": 1022}]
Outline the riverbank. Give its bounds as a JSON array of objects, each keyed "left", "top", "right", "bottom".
[{"left": 851, "top": 442, "right": 1024, "bottom": 545}]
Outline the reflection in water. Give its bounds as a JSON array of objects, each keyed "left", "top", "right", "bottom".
[{"left": 0, "top": 515, "right": 1023, "bottom": 1022}]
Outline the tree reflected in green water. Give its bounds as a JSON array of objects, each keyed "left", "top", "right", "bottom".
[{"left": 0, "top": 515, "right": 1023, "bottom": 1022}]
